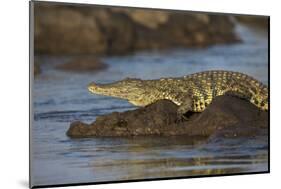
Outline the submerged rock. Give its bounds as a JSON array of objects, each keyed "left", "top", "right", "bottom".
[
  {"left": 34, "top": 2, "right": 239, "bottom": 55},
  {"left": 66, "top": 95, "right": 268, "bottom": 138},
  {"left": 56, "top": 56, "right": 107, "bottom": 72}
]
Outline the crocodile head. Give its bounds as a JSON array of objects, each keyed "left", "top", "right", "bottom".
[{"left": 88, "top": 78, "right": 159, "bottom": 106}]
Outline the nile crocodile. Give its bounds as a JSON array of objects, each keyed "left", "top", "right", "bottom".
[{"left": 88, "top": 70, "right": 268, "bottom": 117}]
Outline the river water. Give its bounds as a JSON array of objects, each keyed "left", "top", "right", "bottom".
[{"left": 31, "top": 24, "right": 268, "bottom": 186}]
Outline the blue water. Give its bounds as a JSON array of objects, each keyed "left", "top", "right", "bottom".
[{"left": 31, "top": 24, "right": 268, "bottom": 186}]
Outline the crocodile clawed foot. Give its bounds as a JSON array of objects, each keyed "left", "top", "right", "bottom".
[
  {"left": 176, "top": 113, "right": 189, "bottom": 123},
  {"left": 176, "top": 104, "right": 191, "bottom": 123}
]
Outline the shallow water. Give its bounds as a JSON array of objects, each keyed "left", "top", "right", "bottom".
[{"left": 31, "top": 24, "right": 268, "bottom": 186}]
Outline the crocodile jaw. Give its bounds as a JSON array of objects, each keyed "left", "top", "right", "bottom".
[
  {"left": 88, "top": 81, "right": 150, "bottom": 106},
  {"left": 88, "top": 82, "right": 125, "bottom": 97}
]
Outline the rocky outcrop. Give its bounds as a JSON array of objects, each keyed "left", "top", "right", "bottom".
[
  {"left": 56, "top": 56, "right": 107, "bottom": 72},
  {"left": 34, "top": 2, "right": 239, "bottom": 55},
  {"left": 66, "top": 95, "right": 268, "bottom": 138},
  {"left": 235, "top": 15, "right": 268, "bottom": 29}
]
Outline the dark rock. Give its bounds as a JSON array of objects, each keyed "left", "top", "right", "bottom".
[
  {"left": 66, "top": 121, "right": 92, "bottom": 137},
  {"left": 66, "top": 95, "right": 268, "bottom": 138},
  {"left": 34, "top": 5, "right": 108, "bottom": 55},
  {"left": 34, "top": 2, "right": 239, "bottom": 55},
  {"left": 56, "top": 56, "right": 107, "bottom": 72},
  {"left": 235, "top": 16, "right": 268, "bottom": 30},
  {"left": 182, "top": 95, "right": 268, "bottom": 137}
]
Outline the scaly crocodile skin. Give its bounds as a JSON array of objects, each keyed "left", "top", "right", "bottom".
[{"left": 88, "top": 70, "right": 268, "bottom": 113}]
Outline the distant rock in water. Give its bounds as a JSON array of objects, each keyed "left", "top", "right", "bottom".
[
  {"left": 235, "top": 16, "right": 268, "bottom": 30},
  {"left": 56, "top": 56, "right": 107, "bottom": 72},
  {"left": 66, "top": 95, "right": 268, "bottom": 138},
  {"left": 34, "top": 2, "right": 239, "bottom": 55}
]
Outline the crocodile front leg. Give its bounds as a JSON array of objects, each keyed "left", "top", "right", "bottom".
[{"left": 176, "top": 96, "right": 193, "bottom": 121}]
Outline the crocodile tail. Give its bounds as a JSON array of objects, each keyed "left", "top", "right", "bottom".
[{"left": 227, "top": 72, "right": 268, "bottom": 111}]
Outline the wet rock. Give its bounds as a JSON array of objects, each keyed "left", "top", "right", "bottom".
[
  {"left": 34, "top": 2, "right": 239, "bottom": 55},
  {"left": 66, "top": 95, "right": 268, "bottom": 138},
  {"left": 56, "top": 56, "right": 107, "bottom": 72},
  {"left": 67, "top": 121, "right": 92, "bottom": 137},
  {"left": 183, "top": 95, "right": 268, "bottom": 137}
]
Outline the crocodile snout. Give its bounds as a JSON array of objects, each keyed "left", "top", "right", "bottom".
[{"left": 88, "top": 82, "right": 99, "bottom": 93}]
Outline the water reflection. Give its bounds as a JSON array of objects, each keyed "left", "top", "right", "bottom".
[{"left": 86, "top": 137, "right": 267, "bottom": 181}]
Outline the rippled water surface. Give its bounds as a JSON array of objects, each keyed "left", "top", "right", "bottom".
[{"left": 31, "top": 24, "right": 268, "bottom": 186}]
